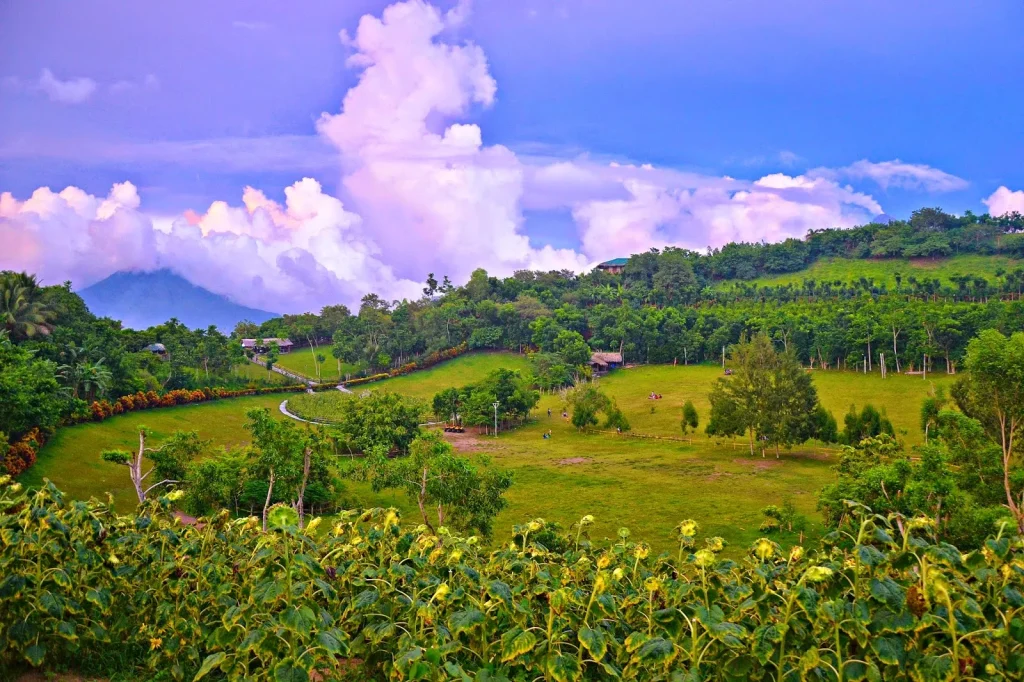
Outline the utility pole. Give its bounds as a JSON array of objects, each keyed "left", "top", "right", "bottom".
[
  {"left": 721, "top": 345, "right": 725, "bottom": 370},
  {"left": 493, "top": 401, "right": 500, "bottom": 438}
]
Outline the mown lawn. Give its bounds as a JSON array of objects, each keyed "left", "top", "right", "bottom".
[
  {"left": 722, "top": 254, "right": 1022, "bottom": 290},
  {"left": 231, "top": 361, "right": 295, "bottom": 384},
  {"left": 22, "top": 395, "right": 287, "bottom": 509},
  {"left": 25, "top": 352, "right": 952, "bottom": 554},
  {"left": 273, "top": 350, "right": 360, "bottom": 382},
  {"left": 365, "top": 351, "right": 532, "bottom": 400},
  {"left": 595, "top": 364, "right": 953, "bottom": 447}
]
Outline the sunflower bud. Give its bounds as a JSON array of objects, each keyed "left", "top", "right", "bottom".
[
  {"left": 705, "top": 537, "right": 725, "bottom": 553},
  {"left": 803, "top": 565, "right": 833, "bottom": 582},
  {"left": 694, "top": 549, "right": 716, "bottom": 568},
  {"left": 432, "top": 583, "right": 450, "bottom": 602},
  {"left": 677, "top": 520, "right": 699, "bottom": 537},
  {"left": 752, "top": 538, "right": 776, "bottom": 561}
]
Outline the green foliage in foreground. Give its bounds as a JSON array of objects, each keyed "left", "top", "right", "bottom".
[{"left": 3, "top": 478, "right": 1024, "bottom": 681}]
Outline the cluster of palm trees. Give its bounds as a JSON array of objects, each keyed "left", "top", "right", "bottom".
[
  {"left": 2, "top": 270, "right": 112, "bottom": 401},
  {"left": 56, "top": 344, "right": 113, "bottom": 402},
  {"left": 0, "top": 271, "right": 54, "bottom": 339}
]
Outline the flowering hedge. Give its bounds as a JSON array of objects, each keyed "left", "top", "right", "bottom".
[
  {"left": 67, "top": 384, "right": 315, "bottom": 427},
  {"left": 2, "top": 478, "right": 1023, "bottom": 681},
  {"left": 1, "top": 429, "right": 43, "bottom": 477},
  {"left": 344, "top": 343, "right": 471, "bottom": 388}
]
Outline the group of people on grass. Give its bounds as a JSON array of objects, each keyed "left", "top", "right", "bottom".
[{"left": 648, "top": 392, "right": 663, "bottom": 400}]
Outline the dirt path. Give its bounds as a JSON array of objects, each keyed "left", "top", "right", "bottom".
[{"left": 442, "top": 429, "right": 494, "bottom": 453}]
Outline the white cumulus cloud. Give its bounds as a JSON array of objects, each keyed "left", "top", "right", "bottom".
[
  {"left": 317, "top": 0, "right": 588, "bottom": 283},
  {"left": 0, "top": 182, "right": 157, "bottom": 285},
  {"left": 564, "top": 165, "right": 881, "bottom": 262},
  {"left": 984, "top": 186, "right": 1024, "bottom": 217},
  {"left": 0, "top": 0, "right": 987, "bottom": 315},
  {"left": 0, "top": 180, "right": 422, "bottom": 313},
  {"left": 37, "top": 68, "right": 98, "bottom": 104}
]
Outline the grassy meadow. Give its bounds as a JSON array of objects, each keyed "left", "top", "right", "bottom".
[
  {"left": 273, "top": 349, "right": 361, "bottom": 382},
  {"left": 22, "top": 394, "right": 288, "bottom": 510},
  {"left": 26, "top": 351, "right": 954, "bottom": 554},
  {"left": 232, "top": 361, "right": 295, "bottom": 384},
  {"left": 725, "top": 254, "right": 1022, "bottom": 290},
  {"left": 364, "top": 351, "right": 532, "bottom": 400}
]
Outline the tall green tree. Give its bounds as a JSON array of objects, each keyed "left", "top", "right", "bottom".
[
  {"left": 365, "top": 431, "right": 513, "bottom": 536},
  {"left": 953, "top": 330, "right": 1024, "bottom": 530},
  {"left": 681, "top": 401, "right": 699, "bottom": 435},
  {"left": 707, "top": 334, "right": 820, "bottom": 457},
  {"left": 0, "top": 332, "right": 65, "bottom": 441}
]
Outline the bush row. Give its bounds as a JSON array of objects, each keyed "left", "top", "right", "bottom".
[
  {"left": 2, "top": 478, "right": 1023, "bottom": 681},
  {"left": 344, "top": 343, "right": 470, "bottom": 388},
  {"left": 1, "top": 429, "right": 43, "bottom": 477},
  {"left": 68, "top": 385, "right": 312, "bottom": 425},
  {"left": 3, "top": 384, "right": 307, "bottom": 478}
]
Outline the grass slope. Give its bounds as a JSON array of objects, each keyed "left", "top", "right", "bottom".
[
  {"left": 366, "top": 351, "right": 532, "bottom": 400},
  {"left": 273, "top": 350, "right": 360, "bottom": 382},
  {"left": 725, "top": 254, "right": 1022, "bottom": 290},
  {"left": 22, "top": 395, "right": 286, "bottom": 508},
  {"left": 232, "top": 362, "right": 294, "bottom": 384},
  {"left": 26, "top": 353, "right": 953, "bottom": 554}
]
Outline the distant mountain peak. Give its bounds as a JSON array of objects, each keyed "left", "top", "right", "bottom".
[
  {"left": 872, "top": 213, "right": 897, "bottom": 225},
  {"left": 78, "top": 269, "right": 278, "bottom": 331}
]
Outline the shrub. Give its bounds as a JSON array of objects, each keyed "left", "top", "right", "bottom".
[
  {"left": 1, "top": 479, "right": 1022, "bottom": 680},
  {"left": 2, "top": 428, "right": 44, "bottom": 476}
]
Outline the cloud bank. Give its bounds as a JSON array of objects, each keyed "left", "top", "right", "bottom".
[
  {"left": 984, "top": 186, "right": 1024, "bottom": 217},
  {"left": 0, "top": 0, "right": 989, "bottom": 315}
]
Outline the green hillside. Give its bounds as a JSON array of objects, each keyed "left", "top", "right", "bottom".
[
  {"left": 273, "top": 349, "right": 361, "bottom": 382},
  {"left": 722, "top": 254, "right": 1022, "bottom": 290},
  {"left": 367, "top": 351, "right": 532, "bottom": 400}
]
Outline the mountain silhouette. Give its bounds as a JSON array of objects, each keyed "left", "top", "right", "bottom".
[{"left": 78, "top": 270, "right": 278, "bottom": 331}]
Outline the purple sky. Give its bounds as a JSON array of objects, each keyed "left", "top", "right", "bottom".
[{"left": 1, "top": 0, "right": 1023, "bottom": 313}]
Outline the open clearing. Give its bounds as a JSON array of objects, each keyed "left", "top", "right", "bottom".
[
  {"left": 272, "top": 351, "right": 360, "bottom": 382},
  {"left": 27, "top": 352, "right": 953, "bottom": 553}
]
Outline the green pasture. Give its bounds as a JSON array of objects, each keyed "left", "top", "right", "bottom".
[
  {"left": 21, "top": 395, "right": 287, "bottom": 510},
  {"left": 25, "top": 352, "right": 953, "bottom": 553},
  {"left": 724, "top": 254, "right": 1022, "bottom": 290},
  {"left": 364, "top": 351, "right": 531, "bottom": 400},
  {"left": 231, "top": 361, "right": 295, "bottom": 384},
  {"left": 272, "top": 349, "right": 360, "bottom": 382}
]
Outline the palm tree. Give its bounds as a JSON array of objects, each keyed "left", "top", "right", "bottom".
[
  {"left": 0, "top": 271, "right": 54, "bottom": 339},
  {"left": 58, "top": 345, "right": 113, "bottom": 401},
  {"left": 79, "top": 359, "right": 113, "bottom": 402}
]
